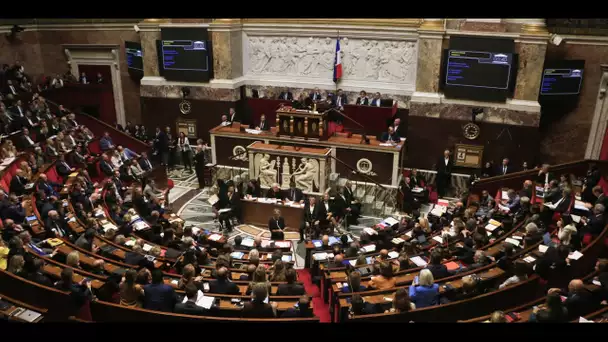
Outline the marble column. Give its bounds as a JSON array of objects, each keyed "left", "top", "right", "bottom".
[
  {"left": 138, "top": 19, "right": 167, "bottom": 78},
  {"left": 209, "top": 19, "right": 243, "bottom": 80},
  {"left": 585, "top": 64, "right": 608, "bottom": 159},
  {"left": 413, "top": 19, "right": 445, "bottom": 102},
  {"left": 512, "top": 20, "right": 549, "bottom": 102}
]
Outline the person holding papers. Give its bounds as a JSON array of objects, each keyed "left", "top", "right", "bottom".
[
  {"left": 256, "top": 114, "right": 270, "bottom": 131},
  {"left": 379, "top": 126, "right": 400, "bottom": 143},
  {"left": 500, "top": 189, "right": 520, "bottom": 214},
  {"left": 284, "top": 182, "right": 304, "bottom": 204},
  {"left": 535, "top": 164, "right": 555, "bottom": 188},
  {"left": 269, "top": 209, "right": 286, "bottom": 240},
  {"left": 174, "top": 283, "right": 208, "bottom": 315}
]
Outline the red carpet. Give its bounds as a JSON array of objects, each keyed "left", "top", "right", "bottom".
[{"left": 297, "top": 269, "right": 331, "bottom": 323}]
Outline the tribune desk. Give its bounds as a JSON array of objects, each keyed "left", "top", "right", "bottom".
[
  {"left": 241, "top": 198, "right": 304, "bottom": 230},
  {"left": 209, "top": 125, "right": 405, "bottom": 188}
]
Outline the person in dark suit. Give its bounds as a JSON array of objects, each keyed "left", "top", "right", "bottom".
[
  {"left": 9, "top": 170, "right": 28, "bottom": 196},
  {"left": 550, "top": 279, "right": 595, "bottom": 319},
  {"left": 399, "top": 176, "right": 415, "bottom": 214},
  {"left": 497, "top": 158, "right": 512, "bottom": 176},
  {"left": 276, "top": 268, "right": 305, "bottom": 296},
  {"left": 143, "top": 269, "right": 177, "bottom": 312},
  {"left": 44, "top": 210, "right": 71, "bottom": 239},
  {"left": 245, "top": 179, "right": 261, "bottom": 198},
  {"left": 300, "top": 196, "right": 325, "bottom": 241},
  {"left": 355, "top": 90, "right": 369, "bottom": 105},
  {"left": 227, "top": 108, "right": 239, "bottom": 123},
  {"left": 581, "top": 204, "right": 606, "bottom": 237},
  {"left": 278, "top": 89, "right": 293, "bottom": 101},
  {"left": 424, "top": 250, "right": 453, "bottom": 280},
  {"left": 18, "top": 127, "right": 36, "bottom": 149},
  {"left": 435, "top": 149, "right": 453, "bottom": 198},
  {"left": 553, "top": 188, "right": 573, "bottom": 213},
  {"left": 208, "top": 267, "right": 240, "bottom": 295},
  {"left": 55, "top": 154, "right": 74, "bottom": 179},
  {"left": 284, "top": 183, "right": 304, "bottom": 203},
  {"left": 174, "top": 283, "right": 208, "bottom": 315},
  {"left": 380, "top": 126, "right": 400, "bottom": 143},
  {"left": 96, "top": 72, "right": 104, "bottom": 84},
  {"left": 27, "top": 259, "right": 54, "bottom": 287},
  {"left": 269, "top": 209, "right": 286, "bottom": 241},
  {"left": 333, "top": 89, "right": 347, "bottom": 109},
  {"left": 242, "top": 283, "right": 277, "bottom": 318},
  {"left": 281, "top": 296, "right": 314, "bottom": 318},
  {"left": 153, "top": 127, "right": 169, "bottom": 166},
  {"left": 265, "top": 183, "right": 282, "bottom": 200},
  {"left": 79, "top": 72, "right": 88, "bottom": 84},
  {"left": 139, "top": 151, "right": 153, "bottom": 172},
  {"left": 36, "top": 173, "right": 59, "bottom": 198},
  {"left": 255, "top": 114, "right": 270, "bottom": 131},
  {"left": 309, "top": 88, "right": 323, "bottom": 102},
  {"left": 535, "top": 164, "right": 555, "bottom": 187},
  {"left": 392, "top": 118, "right": 404, "bottom": 138},
  {"left": 369, "top": 92, "right": 382, "bottom": 107},
  {"left": 340, "top": 181, "right": 361, "bottom": 225},
  {"left": 582, "top": 164, "right": 601, "bottom": 203},
  {"left": 99, "top": 155, "right": 115, "bottom": 177}
]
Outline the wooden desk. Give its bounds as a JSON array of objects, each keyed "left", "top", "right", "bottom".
[
  {"left": 241, "top": 199, "right": 304, "bottom": 229},
  {"left": 210, "top": 124, "right": 404, "bottom": 187},
  {"left": 0, "top": 292, "right": 47, "bottom": 323}
]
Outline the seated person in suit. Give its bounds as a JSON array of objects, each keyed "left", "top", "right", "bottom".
[
  {"left": 266, "top": 183, "right": 282, "bottom": 200},
  {"left": 9, "top": 169, "right": 28, "bottom": 196},
  {"left": 269, "top": 209, "right": 286, "bottom": 241},
  {"left": 544, "top": 180, "right": 562, "bottom": 204},
  {"left": 309, "top": 87, "right": 323, "bottom": 102},
  {"left": 356, "top": 90, "right": 369, "bottom": 105},
  {"left": 281, "top": 295, "right": 314, "bottom": 318},
  {"left": 44, "top": 138, "right": 59, "bottom": 161},
  {"left": 36, "top": 173, "right": 60, "bottom": 198},
  {"left": 380, "top": 126, "right": 400, "bottom": 143},
  {"left": 284, "top": 182, "right": 304, "bottom": 203},
  {"left": 143, "top": 269, "right": 177, "bottom": 312},
  {"left": 500, "top": 189, "right": 520, "bottom": 214},
  {"left": 278, "top": 88, "right": 293, "bottom": 101},
  {"left": 342, "top": 270, "right": 368, "bottom": 293},
  {"left": 139, "top": 151, "right": 154, "bottom": 172},
  {"left": 245, "top": 179, "right": 262, "bottom": 198},
  {"left": 349, "top": 294, "right": 377, "bottom": 318},
  {"left": 18, "top": 127, "right": 36, "bottom": 149},
  {"left": 276, "top": 268, "right": 305, "bottom": 296},
  {"left": 334, "top": 88, "right": 347, "bottom": 110},
  {"left": 209, "top": 266, "right": 240, "bottom": 294},
  {"left": 242, "top": 283, "right": 277, "bottom": 318},
  {"left": 425, "top": 250, "right": 453, "bottom": 280},
  {"left": 55, "top": 154, "right": 75, "bottom": 179},
  {"left": 99, "top": 132, "right": 114, "bottom": 151},
  {"left": 369, "top": 92, "right": 382, "bottom": 107},
  {"left": 255, "top": 114, "right": 270, "bottom": 131},
  {"left": 99, "top": 154, "right": 115, "bottom": 177},
  {"left": 174, "top": 283, "right": 208, "bottom": 315}
]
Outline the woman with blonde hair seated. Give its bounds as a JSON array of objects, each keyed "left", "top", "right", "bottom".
[
  {"left": 1, "top": 139, "right": 17, "bottom": 159},
  {"left": 7, "top": 255, "right": 26, "bottom": 277},
  {"left": 18, "top": 161, "right": 32, "bottom": 181},
  {"left": 66, "top": 250, "right": 81, "bottom": 268}
]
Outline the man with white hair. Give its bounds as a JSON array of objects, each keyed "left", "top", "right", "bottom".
[{"left": 581, "top": 203, "right": 606, "bottom": 237}]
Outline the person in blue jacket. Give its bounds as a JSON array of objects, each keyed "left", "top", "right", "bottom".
[{"left": 409, "top": 269, "right": 439, "bottom": 309}]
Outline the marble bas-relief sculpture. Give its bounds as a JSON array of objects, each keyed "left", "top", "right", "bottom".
[{"left": 247, "top": 37, "right": 417, "bottom": 85}]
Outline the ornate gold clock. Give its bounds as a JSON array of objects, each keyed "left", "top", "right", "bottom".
[{"left": 463, "top": 122, "right": 481, "bottom": 140}]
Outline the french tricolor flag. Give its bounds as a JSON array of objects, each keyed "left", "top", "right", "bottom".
[{"left": 333, "top": 37, "right": 342, "bottom": 83}]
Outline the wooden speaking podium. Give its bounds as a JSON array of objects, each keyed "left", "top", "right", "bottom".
[{"left": 275, "top": 104, "right": 332, "bottom": 140}]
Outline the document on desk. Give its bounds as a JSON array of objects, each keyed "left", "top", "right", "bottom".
[
  {"left": 349, "top": 259, "right": 357, "bottom": 267},
  {"left": 208, "top": 234, "right": 222, "bottom": 242},
  {"left": 363, "top": 227, "right": 378, "bottom": 236},
  {"left": 388, "top": 251, "right": 400, "bottom": 259},
  {"left": 245, "top": 129, "right": 262, "bottom": 135},
  {"left": 200, "top": 296, "right": 215, "bottom": 310},
  {"left": 379, "top": 143, "right": 395, "bottom": 147},
  {"left": 312, "top": 252, "right": 328, "bottom": 261},
  {"left": 410, "top": 256, "right": 428, "bottom": 267},
  {"left": 275, "top": 241, "right": 290, "bottom": 249},
  {"left": 313, "top": 240, "right": 322, "bottom": 248},
  {"left": 383, "top": 217, "right": 399, "bottom": 226},
  {"left": 361, "top": 244, "right": 376, "bottom": 253},
  {"left": 218, "top": 208, "right": 232, "bottom": 214},
  {"left": 282, "top": 255, "right": 292, "bottom": 262},
  {"left": 433, "top": 236, "right": 443, "bottom": 244},
  {"left": 570, "top": 214, "right": 582, "bottom": 224},
  {"left": 142, "top": 244, "right": 153, "bottom": 252},
  {"left": 412, "top": 187, "right": 424, "bottom": 193},
  {"left": 505, "top": 238, "right": 521, "bottom": 247},
  {"left": 523, "top": 256, "right": 536, "bottom": 263},
  {"left": 538, "top": 245, "right": 549, "bottom": 253},
  {"left": 230, "top": 252, "right": 244, "bottom": 259},
  {"left": 241, "top": 238, "right": 254, "bottom": 248},
  {"left": 497, "top": 204, "right": 510, "bottom": 212},
  {"left": 392, "top": 237, "right": 405, "bottom": 244}
]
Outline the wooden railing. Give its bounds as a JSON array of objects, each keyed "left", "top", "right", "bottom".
[{"left": 469, "top": 159, "right": 608, "bottom": 196}]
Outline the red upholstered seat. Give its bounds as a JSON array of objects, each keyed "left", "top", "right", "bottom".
[
  {"left": 88, "top": 140, "right": 102, "bottom": 155},
  {"left": 0, "top": 179, "right": 8, "bottom": 193},
  {"left": 46, "top": 165, "right": 60, "bottom": 184}
]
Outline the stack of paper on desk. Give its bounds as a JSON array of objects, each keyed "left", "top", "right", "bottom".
[
  {"left": 208, "top": 234, "right": 222, "bottom": 241},
  {"left": 410, "top": 256, "right": 428, "bottom": 267}
]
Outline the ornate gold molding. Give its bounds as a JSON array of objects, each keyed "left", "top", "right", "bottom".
[
  {"left": 143, "top": 19, "right": 171, "bottom": 23},
  {"left": 212, "top": 19, "right": 243, "bottom": 24},
  {"left": 242, "top": 18, "right": 421, "bottom": 28},
  {"left": 419, "top": 19, "right": 445, "bottom": 30},
  {"left": 521, "top": 23, "right": 549, "bottom": 35}
]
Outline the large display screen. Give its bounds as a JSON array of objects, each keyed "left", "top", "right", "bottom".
[
  {"left": 160, "top": 27, "right": 212, "bottom": 82},
  {"left": 125, "top": 41, "right": 143, "bottom": 71},
  {"left": 442, "top": 36, "right": 516, "bottom": 102},
  {"left": 540, "top": 60, "right": 585, "bottom": 96}
]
